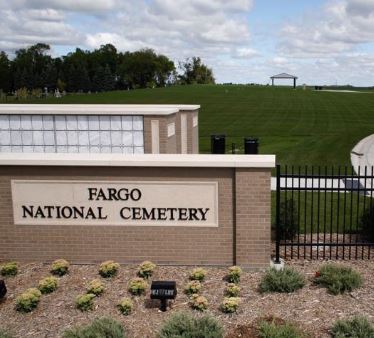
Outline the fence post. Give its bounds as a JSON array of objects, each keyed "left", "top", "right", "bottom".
[{"left": 275, "top": 164, "right": 281, "bottom": 263}]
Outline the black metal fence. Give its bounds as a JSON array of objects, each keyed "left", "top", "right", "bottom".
[{"left": 275, "top": 165, "right": 374, "bottom": 261}]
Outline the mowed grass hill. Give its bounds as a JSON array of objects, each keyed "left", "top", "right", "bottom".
[{"left": 15, "top": 85, "right": 374, "bottom": 166}]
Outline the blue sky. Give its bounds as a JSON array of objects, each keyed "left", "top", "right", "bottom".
[{"left": 0, "top": 0, "right": 373, "bottom": 86}]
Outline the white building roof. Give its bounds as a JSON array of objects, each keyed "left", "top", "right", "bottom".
[{"left": 0, "top": 104, "right": 200, "bottom": 116}]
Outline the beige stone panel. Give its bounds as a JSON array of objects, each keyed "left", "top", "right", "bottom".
[{"left": 12, "top": 180, "right": 218, "bottom": 227}]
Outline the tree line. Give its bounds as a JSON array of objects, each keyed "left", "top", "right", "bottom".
[{"left": 0, "top": 43, "right": 215, "bottom": 94}]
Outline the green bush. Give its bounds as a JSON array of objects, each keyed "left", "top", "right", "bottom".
[
  {"left": 15, "top": 288, "right": 42, "bottom": 313},
  {"left": 259, "top": 320, "right": 305, "bottom": 338},
  {"left": 359, "top": 205, "right": 374, "bottom": 242},
  {"left": 184, "top": 280, "right": 202, "bottom": 295},
  {"left": 51, "top": 259, "right": 69, "bottom": 276},
  {"left": 189, "top": 268, "right": 207, "bottom": 281},
  {"left": 137, "top": 261, "right": 156, "bottom": 279},
  {"left": 38, "top": 276, "right": 58, "bottom": 294},
  {"left": 63, "top": 317, "right": 126, "bottom": 338},
  {"left": 0, "top": 329, "right": 13, "bottom": 338},
  {"left": 225, "top": 283, "right": 240, "bottom": 297},
  {"left": 86, "top": 279, "right": 104, "bottom": 296},
  {"left": 117, "top": 298, "right": 133, "bottom": 316},
  {"left": 331, "top": 316, "right": 374, "bottom": 338},
  {"left": 227, "top": 266, "right": 242, "bottom": 284},
  {"left": 259, "top": 267, "right": 305, "bottom": 293},
  {"left": 277, "top": 198, "right": 298, "bottom": 240},
  {"left": 189, "top": 294, "right": 208, "bottom": 311},
  {"left": 159, "top": 312, "right": 223, "bottom": 338},
  {"left": 99, "top": 260, "right": 120, "bottom": 278},
  {"left": 128, "top": 278, "right": 147, "bottom": 296},
  {"left": 314, "top": 264, "right": 362, "bottom": 295},
  {"left": 76, "top": 293, "right": 95, "bottom": 311},
  {"left": 220, "top": 297, "right": 240, "bottom": 314},
  {"left": 0, "top": 262, "right": 18, "bottom": 276}
]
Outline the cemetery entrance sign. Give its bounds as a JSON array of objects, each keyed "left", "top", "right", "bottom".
[
  {"left": 0, "top": 152, "right": 275, "bottom": 269},
  {"left": 12, "top": 180, "right": 218, "bottom": 226}
]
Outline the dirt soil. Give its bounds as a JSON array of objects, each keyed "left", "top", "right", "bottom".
[{"left": 0, "top": 260, "right": 373, "bottom": 338}]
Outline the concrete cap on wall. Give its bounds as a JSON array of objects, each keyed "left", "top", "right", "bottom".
[
  {"left": 0, "top": 153, "right": 275, "bottom": 168},
  {"left": 0, "top": 104, "right": 200, "bottom": 115}
]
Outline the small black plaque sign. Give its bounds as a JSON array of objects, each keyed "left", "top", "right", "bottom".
[
  {"left": 0, "top": 280, "right": 7, "bottom": 299},
  {"left": 150, "top": 281, "right": 177, "bottom": 311}
]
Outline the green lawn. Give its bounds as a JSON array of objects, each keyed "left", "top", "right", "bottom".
[{"left": 4, "top": 84, "right": 374, "bottom": 166}]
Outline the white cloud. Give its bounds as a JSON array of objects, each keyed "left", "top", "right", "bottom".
[{"left": 280, "top": 0, "right": 374, "bottom": 57}]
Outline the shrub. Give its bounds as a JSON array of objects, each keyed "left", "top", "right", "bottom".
[
  {"left": 220, "top": 297, "right": 240, "bottom": 314},
  {"left": 184, "top": 280, "right": 202, "bottom": 295},
  {"left": 314, "top": 264, "right": 362, "bottom": 295},
  {"left": 128, "top": 278, "right": 147, "bottom": 296},
  {"left": 259, "top": 267, "right": 305, "bottom": 293},
  {"left": 227, "top": 266, "right": 242, "bottom": 284},
  {"left": 331, "top": 316, "right": 374, "bottom": 338},
  {"left": 259, "top": 319, "right": 305, "bottom": 338},
  {"left": 225, "top": 283, "right": 240, "bottom": 297},
  {"left": 87, "top": 279, "right": 104, "bottom": 296},
  {"left": 51, "top": 259, "right": 69, "bottom": 276},
  {"left": 189, "top": 294, "right": 208, "bottom": 311},
  {"left": 63, "top": 317, "right": 126, "bottom": 338},
  {"left": 159, "top": 312, "right": 223, "bottom": 338},
  {"left": 76, "top": 293, "right": 95, "bottom": 311},
  {"left": 117, "top": 298, "right": 133, "bottom": 316},
  {"left": 15, "top": 288, "right": 42, "bottom": 312},
  {"left": 0, "top": 329, "right": 13, "bottom": 338},
  {"left": 189, "top": 268, "right": 207, "bottom": 281},
  {"left": 277, "top": 198, "right": 298, "bottom": 240},
  {"left": 0, "top": 262, "right": 18, "bottom": 277},
  {"left": 38, "top": 276, "right": 58, "bottom": 294},
  {"left": 137, "top": 261, "right": 156, "bottom": 279},
  {"left": 99, "top": 260, "right": 120, "bottom": 278},
  {"left": 359, "top": 205, "right": 374, "bottom": 241}
]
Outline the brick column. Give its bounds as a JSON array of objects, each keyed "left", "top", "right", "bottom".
[{"left": 235, "top": 168, "right": 272, "bottom": 269}]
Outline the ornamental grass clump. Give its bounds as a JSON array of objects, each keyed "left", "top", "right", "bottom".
[
  {"left": 258, "top": 319, "right": 306, "bottom": 338},
  {"left": 51, "top": 259, "right": 69, "bottom": 276},
  {"left": 184, "top": 280, "right": 202, "bottom": 295},
  {"left": 189, "top": 268, "right": 207, "bottom": 281},
  {"left": 259, "top": 267, "right": 305, "bottom": 293},
  {"left": 0, "top": 262, "right": 18, "bottom": 277},
  {"left": 314, "top": 264, "right": 362, "bottom": 295},
  {"left": 86, "top": 279, "right": 104, "bottom": 296},
  {"left": 63, "top": 317, "right": 126, "bottom": 338},
  {"left": 99, "top": 260, "right": 120, "bottom": 278},
  {"left": 117, "top": 298, "right": 133, "bottom": 316},
  {"left": 227, "top": 266, "right": 242, "bottom": 284},
  {"left": 15, "top": 288, "right": 42, "bottom": 313},
  {"left": 331, "top": 316, "right": 374, "bottom": 338},
  {"left": 159, "top": 312, "right": 223, "bottom": 338},
  {"left": 137, "top": 261, "right": 156, "bottom": 279},
  {"left": 38, "top": 276, "right": 58, "bottom": 294},
  {"left": 128, "top": 278, "right": 147, "bottom": 296},
  {"left": 189, "top": 294, "right": 208, "bottom": 311},
  {"left": 225, "top": 283, "right": 240, "bottom": 297},
  {"left": 220, "top": 297, "right": 240, "bottom": 314},
  {"left": 0, "top": 329, "right": 13, "bottom": 338},
  {"left": 75, "top": 293, "right": 95, "bottom": 311}
]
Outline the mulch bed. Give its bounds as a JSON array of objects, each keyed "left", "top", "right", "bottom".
[{"left": 0, "top": 260, "right": 373, "bottom": 337}]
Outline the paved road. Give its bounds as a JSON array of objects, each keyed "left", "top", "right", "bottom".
[{"left": 351, "top": 134, "right": 374, "bottom": 170}]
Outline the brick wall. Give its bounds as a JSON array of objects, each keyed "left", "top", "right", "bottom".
[{"left": 0, "top": 166, "right": 271, "bottom": 269}]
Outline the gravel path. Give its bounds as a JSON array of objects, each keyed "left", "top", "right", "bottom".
[{"left": 0, "top": 260, "right": 373, "bottom": 337}]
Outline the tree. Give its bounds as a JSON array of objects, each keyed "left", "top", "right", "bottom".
[
  {"left": 178, "top": 57, "right": 215, "bottom": 85},
  {"left": 0, "top": 52, "right": 12, "bottom": 92}
]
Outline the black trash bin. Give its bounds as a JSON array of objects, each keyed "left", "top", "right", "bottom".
[
  {"left": 244, "top": 137, "right": 259, "bottom": 154},
  {"left": 211, "top": 135, "right": 226, "bottom": 154}
]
